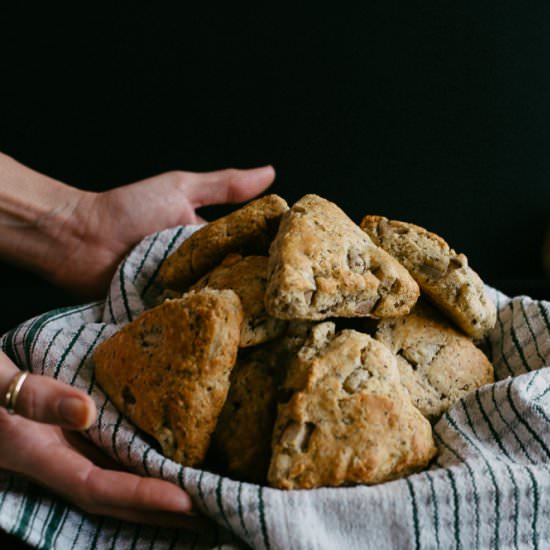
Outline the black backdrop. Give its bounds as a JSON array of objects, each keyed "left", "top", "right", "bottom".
[{"left": 1, "top": 3, "right": 549, "bottom": 332}]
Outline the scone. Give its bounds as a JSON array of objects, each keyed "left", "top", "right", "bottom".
[
  {"left": 189, "top": 254, "right": 287, "bottom": 347},
  {"left": 268, "top": 323, "right": 437, "bottom": 490},
  {"left": 375, "top": 302, "right": 494, "bottom": 420},
  {"left": 158, "top": 194, "right": 288, "bottom": 291},
  {"left": 210, "top": 346, "right": 280, "bottom": 483},
  {"left": 210, "top": 321, "right": 316, "bottom": 484},
  {"left": 94, "top": 289, "right": 243, "bottom": 466},
  {"left": 265, "top": 195, "right": 420, "bottom": 320},
  {"left": 360, "top": 215, "right": 496, "bottom": 339}
]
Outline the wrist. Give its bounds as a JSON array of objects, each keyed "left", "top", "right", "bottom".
[{"left": 0, "top": 153, "right": 95, "bottom": 281}]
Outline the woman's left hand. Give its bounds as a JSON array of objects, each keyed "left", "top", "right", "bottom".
[{"left": 46, "top": 165, "right": 275, "bottom": 297}]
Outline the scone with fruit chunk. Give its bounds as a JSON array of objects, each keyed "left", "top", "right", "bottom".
[
  {"left": 210, "top": 345, "right": 280, "bottom": 483},
  {"left": 360, "top": 215, "right": 496, "bottom": 339},
  {"left": 94, "top": 289, "right": 243, "bottom": 466},
  {"left": 268, "top": 323, "right": 437, "bottom": 489},
  {"left": 265, "top": 195, "right": 420, "bottom": 320},
  {"left": 189, "top": 254, "right": 286, "bottom": 347},
  {"left": 211, "top": 321, "right": 316, "bottom": 484},
  {"left": 158, "top": 194, "right": 288, "bottom": 291},
  {"left": 375, "top": 301, "right": 494, "bottom": 421}
]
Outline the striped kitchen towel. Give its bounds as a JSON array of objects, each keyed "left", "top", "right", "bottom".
[{"left": 1, "top": 225, "right": 550, "bottom": 549}]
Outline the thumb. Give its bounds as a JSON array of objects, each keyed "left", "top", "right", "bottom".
[
  {"left": 1, "top": 353, "right": 96, "bottom": 430},
  {"left": 185, "top": 165, "right": 276, "bottom": 208}
]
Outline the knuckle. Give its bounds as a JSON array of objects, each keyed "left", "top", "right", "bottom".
[
  {"left": 132, "top": 476, "right": 154, "bottom": 505},
  {"left": 221, "top": 168, "right": 240, "bottom": 201},
  {"left": 172, "top": 170, "right": 190, "bottom": 189},
  {"left": 16, "top": 378, "right": 39, "bottom": 421},
  {"left": 77, "top": 466, "right": 104, "bottom": 510},
  {"left": 222, "top": 168, "right": 238, "bottom": 183}
]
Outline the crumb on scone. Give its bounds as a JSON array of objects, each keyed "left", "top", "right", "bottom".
[
  {"left": 360, "top": 215, "right": 496, "bottom": 339},
  {"left": 265, "top": 195, "right": 420, "bottom": 321},
  {"left": 158, "top": 194, "right": 288, "bottom": 291},
  {"left": 189, "top": 253, "right": 287, "bottom": 347},
  {"left": 375, "top": 301, "right": 494, "bottom": 420},
  {"left": 93, "top": 288, "right": 243, "bottom": 466},
  {"left": 268, "top": 323, "right": 437, "bottom": 490}
]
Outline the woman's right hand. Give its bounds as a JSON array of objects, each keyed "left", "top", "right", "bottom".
[{"left": 0, "top": 351, "right": 202, "bottom": 528}]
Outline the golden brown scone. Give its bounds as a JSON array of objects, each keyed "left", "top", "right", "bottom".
[
  {"left": 265, "top": 195, "right": 420, "bottom": 320},
  {"left": 158, "top": 194, "right": 288, "bottom": 291},
  {"left": 268, "top": 323, "right": 437, "bottom": 490},
  {"left": 272, "top": 320, "right": 318, "bottom": 364},
  {"left": 210, "top": 346, "right": 280, "bottom": 483},
  {"left": 94, "top": 289, "right": 243, "bottom": 466},
  {"left": 189, "top": 254, "right": 287, "bottom": 347},
  {"left": 375, "top": 302, "right": 494, "bottom": 420},
  {"left": 360, "top": 215, "right": 496, "bottom": 339},
  {"left": 210, "top": 321, "right": 316, "bottom": 484}
]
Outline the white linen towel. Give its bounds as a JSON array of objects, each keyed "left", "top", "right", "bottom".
[{"left": 1, "top": 226, "right": 549, "bottom": 549}]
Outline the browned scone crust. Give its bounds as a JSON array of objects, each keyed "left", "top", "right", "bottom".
[
  {"left": 267, "top": 323, "right": 437, "bottom": 490},
  {"left": 210, "top": 346, "right": 280, "bottom": 483},
  {"left": 360, "top": 215, "right": 496, "bottom": 339},
  {"left": 158, "top": 194, "right": 289, "bottom": 291},
  {"left": 93, "top": 289, "right": 243, "bottom": 466},
  {"left": 375, "top": 302, "right": 494, "bottom": 420},
  {"left": 265, "top": 195, "right": 420, "bottom": 321},
  {"left": 210, "top": 321, "right": 316, "bottom": 484},
  {"left": 189, "top": 254, "right": 287, "bottom": 347}
]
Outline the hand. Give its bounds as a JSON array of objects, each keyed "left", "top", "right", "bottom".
[
  {"left": 0, "top": 156, "right": 272, "bottom": 527},
  {"left": 49, "top": 166, "right": 276, "bottom": 298},
  {"left": 0, "top": 351, "right": 203, "bottom": 528},
  {"left": 0, "top": 154, "right": 275, "bottom": 298}
]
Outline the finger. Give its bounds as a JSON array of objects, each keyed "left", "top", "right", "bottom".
[
  {"left": 85, "top": 506, "right": 211, "bottom": 531},
  {"left": 34, "top": 471, "right": 203, "bottom": 529},
  {"left": 18, "top": 435, "right": 199, "bottom": 525},
  {"left": 0, "top": 353, "right": 96, "bottom": 429},
  {"left": 30, "top": 438, "right": 194, "bottom": 514},
  {"left": 81, "top": 466, "right": 195, "bottom": 514},
  {"left": 185, "top": 165, "right": 276, "bottom": 207}
]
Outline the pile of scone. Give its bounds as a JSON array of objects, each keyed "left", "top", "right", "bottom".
[{"left": 94, "top": 194, "right": 496, "bottom": 490}]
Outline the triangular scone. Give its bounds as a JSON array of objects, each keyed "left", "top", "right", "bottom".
[
  {"left": 210, "top": 345, "right": 280, "bottom": 484},
  {"left": 211, "top": 320, "right": 316, "bottom": 484},
  {"left": 189, "top": 254, "right": 287, "bottom": 347},
  {"left": 158, "top": 194, "right": 288, "bottom": 291},
  {"left": 265, "top": 195, "right": 419, "bottom": 320},
  {"left": 376, "top": 301, "right": 494, "bottom": 421},
  {"left": 94, "top": 289, "right": 243, "bottom": 466},
  {"left": 268, "top": 323, "right": 437, "bottom": 489},
  {"left": 360, "top": 215, "right": 496, "bottom": 339}
]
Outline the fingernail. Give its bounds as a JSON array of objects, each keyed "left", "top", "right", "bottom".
[
  {"left": 59, "top": 397, "right": 90, "bottom": 428},
  {"left": 176, "top": 495, "right": 196, "bottom": 515}
]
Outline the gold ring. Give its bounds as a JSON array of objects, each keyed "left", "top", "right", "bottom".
[{"left": 4, "top": 371, "right": 29, "bottom": 414}]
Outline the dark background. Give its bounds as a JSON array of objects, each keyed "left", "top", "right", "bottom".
[{"left": 1, "top": 3, "right": 549, "bottom": 333}]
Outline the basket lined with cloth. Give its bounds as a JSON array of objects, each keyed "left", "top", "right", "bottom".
[{"left": 1, "top": 225, "right": 550, "bottom": 550}]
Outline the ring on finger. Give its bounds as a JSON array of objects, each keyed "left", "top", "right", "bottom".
[{"left": 4, "top": 371, "right": 29, "bottom": 414}]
